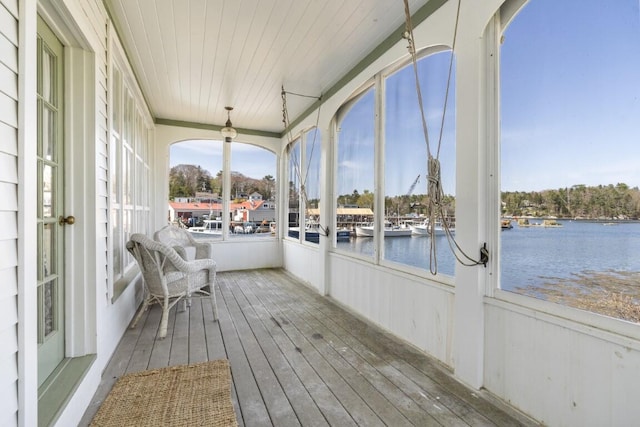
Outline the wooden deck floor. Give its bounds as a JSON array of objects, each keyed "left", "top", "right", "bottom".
[{"left": 80, "top": 269, "right": 537, "bottom": 426}]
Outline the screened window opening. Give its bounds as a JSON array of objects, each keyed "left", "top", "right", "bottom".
[
  {"left": 286, "top": 139, "right": 301, "bottom": 241},
  {"left": 169, "top": 140, "right": 223, "bottom": 239},
  {"left": 383, "top": 50, "right": 456, "bottom": 275},
  {"left": 230, "top": 143, "right": 277, "bottom": 238},
  {"left": 335, "top": 88, "right": 376, "bottom": 257},
  {"left": 284, "top": 128, "right": 321, "bottom": 244},
  {"left": 499, "top": 0, "right": 640, "bottom": 323},
  {"left": 334, "top": 50, "right": 457, "bottom": 275},
  {"left": 303, "top": 128, "right": 322, "bottom": 244},
  {"left": 169, "top": 140, "right": 276, "bottom": 240}
]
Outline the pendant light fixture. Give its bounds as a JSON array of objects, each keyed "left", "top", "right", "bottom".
[{"left": 220, "top": 106, "right": 237, "bottom": 143}]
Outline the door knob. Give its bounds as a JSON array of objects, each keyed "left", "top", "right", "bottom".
[{"left": 59, "top": 215, "right": 76, "bottom": 225}]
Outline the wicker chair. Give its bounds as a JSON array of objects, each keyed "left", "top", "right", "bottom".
[
  {"left": 154, "top": 224, "right": 212, "bottom": 260},
  {"left": 126, "top": 233, "right": 218, "bottom": 339}
]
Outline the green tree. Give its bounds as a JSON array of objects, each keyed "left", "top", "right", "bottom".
[
  {"left": 261, "top": 175, "right": 275, "bottom": 200},
  {"left": 169, "top": 164, "right": 213, "bottom": 198},
  {"left": 357, "top": 190, "right": 374, "bottom": 210}
]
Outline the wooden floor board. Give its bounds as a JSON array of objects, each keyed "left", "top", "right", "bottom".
[
  {"left": 126, "top": 303, "right": 164, "bottom": 373},
  {"left": 146, "top": 302, "right": 173, "bottom": 369},
  {"left": 217, "top": 279, "right": 272, "bottom": 426},
  {"left": 188, "top": 297, "right": 208, "bottom": 364},
  {"left": 80, "top": 268, "right": 539, "bottom": 427},
  {"left": 205, "top": 287, "right": 245, "bottom": 427},
  {"left": 300, "top": 273, "right": 525, "bottom": 426},
  {"left": 221, "top": 275, "right": 301, "bottom": 427},
  {"left": 230, "top": 272, "right": 355, "bottom": 426},
  {"left": 256, "top": 275, "right": 445, "bottom": 427},
  {"left": 264, "top": 271, "right": 472, "bottom": 426},
  {"left": 203, "top": 291, "right": 228, "bottom": 360},
  {"left": 227, "top": 274, "right": 331, "bottom": 427},
  {"left": 234, "top": 272, "right": 391, "bottom": 427},
  {"left": 268, "top": 271, "right": 496, "bottom": 424},
  {"left": 293, "top": 283, "right": 494, "bottom": 426},
  {"left": 234, "top": 281, "right": 356, "bottom": 426}
]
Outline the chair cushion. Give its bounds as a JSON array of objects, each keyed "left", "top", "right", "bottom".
[
  {"left": 155, "top": 225, "right": 211, "bottom": 260},
  {"left": 181, "top": 245, "right": 197, "bottom": 260}
]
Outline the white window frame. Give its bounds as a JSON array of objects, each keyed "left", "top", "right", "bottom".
[{"left": 109, "top": 39, "right": 153, "bottom": 301}]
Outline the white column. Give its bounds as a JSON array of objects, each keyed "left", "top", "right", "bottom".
[{"left": 452, "top": 7, "right": 499, "bottom": 389}]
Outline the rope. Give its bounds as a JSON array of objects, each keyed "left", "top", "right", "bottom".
[
  {"left": 403, "top": 1, "right": 432, "bottom": 158},
  {"left": 436, "top": 0, "right": 461, "bottom": 158},
  {"left": 281, "top": 87, "right": 329, "bottom": 237}
]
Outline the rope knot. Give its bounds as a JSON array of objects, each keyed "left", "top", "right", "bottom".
[{"left": 427, "top": 156, "right": 442, "bottom": 206}]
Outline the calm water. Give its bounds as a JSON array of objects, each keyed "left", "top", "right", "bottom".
[
  {"left": 336, "top": 234, "right": 458, "bottom": 275},
  {"left": 500, "top": 220, "right": 640, "bottom": 291},
  {"left": 195, "top": 221, "right": 640, "bottom": 292},
  {"left": 337, "top": 221, "right": 640, "bottom": 291}
]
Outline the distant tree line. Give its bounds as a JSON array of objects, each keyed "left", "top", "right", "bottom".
[
  {"left": 502, "top": 183, "right": 640, "bottom": 219},
  {"left": 337, "top": 183, "right": 640, "bottom": 220},
  {"left": 336, "top": 189, "right": 456, "bottom": 218},
  {"left": 170, "top": 169, "right": 640, "bottom": 220},
  {"left": 169, "top": 164, "right": 275, "bottom": 201}
]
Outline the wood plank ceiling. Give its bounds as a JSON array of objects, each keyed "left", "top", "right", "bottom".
[{"left": 104, "top": 0, "right": 431, "bottom": 135}]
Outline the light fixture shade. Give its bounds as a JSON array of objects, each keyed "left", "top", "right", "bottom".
[
  {"left": 221, "top": 126, "right": 237, "bottom": 142},
  {"left": 221, "top": 106, "right": 237, "bottom": 142}
]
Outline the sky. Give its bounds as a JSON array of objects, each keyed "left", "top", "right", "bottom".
[
  {"left": 335, "top": 50, "right": 457, "bottom": 197},
  {"left": 171, "top": 0, "right": 640, "bottom": 196},
  {"left": 170, "top": 139, "right": 276, "bottom": 180},
  {"left": 500, "top": 0, "right": 640, "bottom": 192}
]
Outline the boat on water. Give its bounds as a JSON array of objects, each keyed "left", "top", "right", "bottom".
[
  {"left": 355, "top": 221, "right": 412, "bottom": 237},
  {"left": 188, "top": 219, "right": 223, "bottom": 235},
  {"left": 288, "top": 227, "right": 319, "bottom": 243},
  {"left": 289, "top": 226, "right": 351, "bottom": 242},
  {"left": 517, "top": 218, "right": 536, "bottom": 227},
  {"left": 410, "top": 219, "right": 453, "bottom": 236},
  {"left": 501, "top": 219, "right": 513, "bottom": 229},
  {"left": 336, "top": 229, "right": 352, "bottom": 242},
  {"left": 288, "top": 220, "right": 351, "bottom": 242},
  {"left": 289, "top": 221, "right": 325, "bottom": 243},
  {"left": 517, "top": 218, "right": 562, "bottom": 228}
]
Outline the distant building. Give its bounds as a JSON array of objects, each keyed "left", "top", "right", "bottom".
[
  {"left": 233, "top": 199, "right": 276, "bottom": 223},
  {"left": 169, "top": 197, "right": 276, "bottom": 225},
  {"left": 168, "top": 200, "right": 222, "bottom": 224}
]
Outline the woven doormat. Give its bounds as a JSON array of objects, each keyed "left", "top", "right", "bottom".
[{"left": 90, "top": 360, "right": 238, "bottom": 427}]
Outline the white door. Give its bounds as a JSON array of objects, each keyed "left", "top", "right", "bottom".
[{"left": 37, "top": 16, "right": 67, "bottom": 387}]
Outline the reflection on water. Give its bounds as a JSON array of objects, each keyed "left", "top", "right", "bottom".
[{"left": 336, "top": 234, "right": 456, "bottom": 276}]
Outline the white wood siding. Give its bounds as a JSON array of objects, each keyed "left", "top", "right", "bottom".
[
  {"left": 282, "top": 240, "right": 322, "bottom": 292},
  {"left": 328, "top": 254, "right": 454, "bottom": 365},
  {"left": 93, "top": 2, "right": 110, "bottom": 308},
  {"left": 0, "top": 0, "right": 18, "bottom": 424},
  {"left": 485, "top": 299, "right": 640, "bottom": 426}
]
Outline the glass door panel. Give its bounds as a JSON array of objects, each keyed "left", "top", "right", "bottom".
[{"left": 37, "top": 16, "right": 65, "bottom": 387}]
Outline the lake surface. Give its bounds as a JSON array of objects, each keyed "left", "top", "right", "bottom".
[{"left": 337, "top": 220, "right": 640, "bottom": 291}]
